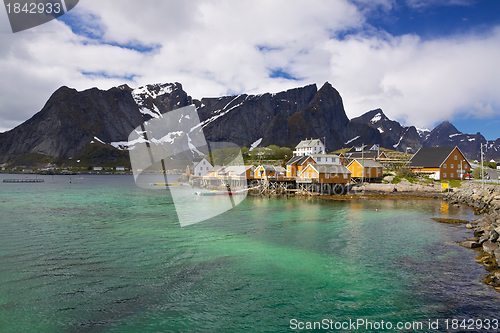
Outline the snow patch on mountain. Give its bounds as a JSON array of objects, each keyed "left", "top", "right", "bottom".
[
  {"left": 370, "top": 112, "right": 382, "bottom": 124},
  {"left": 393, "top": 128, "right": 409, "bottom": 148},
  {"left": 345, "top": 136, "right": 360, "bottom": 145}
]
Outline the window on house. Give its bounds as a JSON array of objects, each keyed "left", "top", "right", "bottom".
[
  {"left": 443, "top": 164, "right": 447, "bottom": 168},
  {"left": 199, "top": 173, "right": 201, "bottom": 176},
  {"left": 326, "top": 174, "right": 329, "bottom": 179},
  {"left": 454, "top": 155, "right": 457, "bottom": 160},
  {"left": 443, "top": 173, "right": 447, "bottom": 177},
  {"left": 451, "top": 164, "right": 454, "bottom": 168},
  {"left": 343, "top": 173, "right": 348, "bottom": 179},
  {"left": 464, "top": 164, "right": 468, "bottom": 169},
  {"left": 203, "top": 161, "right": 205, "bottom": 165},
  {"left": 317, "top": 157, "right": 321, "bottom": 162},
  {"left": 451, "top": 173, "right": 454, "bottom": 178}
]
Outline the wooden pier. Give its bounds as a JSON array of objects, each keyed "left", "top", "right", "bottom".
[{"left": 3, "top": 179, "right": 44, "bottom": 183}]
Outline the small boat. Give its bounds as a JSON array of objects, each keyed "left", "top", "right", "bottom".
[
  {"left": 152, "top": 183, "right": 181, "bottom": 186},
  {"left": 195, "top": 191, "right": 216, "bottom": 196}
]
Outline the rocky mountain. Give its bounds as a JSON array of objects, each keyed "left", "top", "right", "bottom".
[
  {"left": 0, "top": 82, "right": 383, "bottom": 166},
  {"left": 350, "top": 109, "right": 422, "bottom": 153},
  {"left": 0, "top": 81, "right": 499, "bottom": 167},
  {"left": 421, "top": 121, "right": 499, "bottom": 161},
  {"left": 350, "top": 114, "right": 500, "bottom": 160},
  {"left": 0, "top": 82, "right": 192, "bottom": 166}
]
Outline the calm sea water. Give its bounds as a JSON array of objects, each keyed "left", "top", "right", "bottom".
[{"left": 1, "top": 174, "right": 499, "bottom": 333}]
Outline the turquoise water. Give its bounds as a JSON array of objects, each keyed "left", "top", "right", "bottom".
[{"left": 1, "top": 174, "right": 500, "bottom": 332}]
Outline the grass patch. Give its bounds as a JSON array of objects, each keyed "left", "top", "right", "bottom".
[
  {"left": 441, "top": 179, "right": 462, "bottom": 188},
  {"left": 391, "top": 176, "right": 402, "bottom": 184}
]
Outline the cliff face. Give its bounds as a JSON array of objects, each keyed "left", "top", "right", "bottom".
[
  {"left": 350, "top": 108, "right": 423, "bottom": 153},
  {"left": 0, "top": 83, "right": 191, "bottom": 164},
  {"left": 195, "top": 82, "right": 360, "bottom": 151}
]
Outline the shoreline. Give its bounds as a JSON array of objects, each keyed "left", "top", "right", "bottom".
[
  {"left": 317, "top": 182, "right": 447, "bottom": 201},
  {"left": 444, "top": 183, "right": 500, "bottom": 290}
]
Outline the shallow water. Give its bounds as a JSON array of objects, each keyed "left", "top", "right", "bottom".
[{"left": 1, "top": 174, "right": 499, "bottom": 332}]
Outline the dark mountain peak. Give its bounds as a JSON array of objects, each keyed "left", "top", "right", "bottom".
[
  {"left": 432, "top": 120, "right": 460, "bottom": 136},
  {"left": 351, "top": 108, "right": 387, "bottom": 124},
  {"left": 307, "top": 81, "right": 348, "bottom": 126}
]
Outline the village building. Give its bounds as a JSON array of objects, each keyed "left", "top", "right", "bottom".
[
  {"left": 254, "top": 165, "right": 277, "bottom": 179},
  {"left": 293, "top": 139, "right": 325, "bottom": 156},
  {"left": 204, "top": 165, "right": 226, "bottom": 179},
  {"left": 286, "top": 155, "right": 315, "bottom": 178},
  {"left": 225, "top": 165, "right": 255, "bottom": 180},
  {"left": 310, "top": 153, "right": 341, "bottom": 165},
  {"left": 296, "top": 164, "right": 352, "bottom": 195},
  {"left": 190, "top": 157, "right": 213, "bottom": 177},
  {"left": 407, "top": 146, "right": 471, "bottom": 180},
  {"left": 337, "top": 152, "right": 349, "bottom": 166},
  {"left": 347, "top": 159, "right": 384, "bottom": 180},
  {"left": 298, "top": 164, "right": 351, "bottom": 183}
]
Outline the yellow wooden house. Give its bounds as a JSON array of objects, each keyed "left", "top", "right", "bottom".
[
  {"left": 224, "top": 165, "right": 255, "bottom": 180},
  {"left": 286, "top": 155, "right": 315, "bottom": 178},
  {"left": 254, "top": 165, "right": 276, "bottom": 179},
  {"left": 347, "top": 159, "right": 383, "bottom": 179},
  {"left": 298, "top": 164, "right": 351, "bottom": 183}
]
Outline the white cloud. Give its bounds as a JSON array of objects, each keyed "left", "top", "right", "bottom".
[
  {"left": 323, "top": 28, "right": 500, "bottom": 128},
  {"left": 0, "top": 0, "right": 499, "bottom": 137}
]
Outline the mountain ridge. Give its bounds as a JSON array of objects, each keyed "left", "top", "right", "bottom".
[{"left": 0, "top": 82, "right": 499, "bottom": 167}]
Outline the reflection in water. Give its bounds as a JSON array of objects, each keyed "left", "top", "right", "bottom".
[{"left": 441, "top": 202, "right": 449, "bottom": 215}]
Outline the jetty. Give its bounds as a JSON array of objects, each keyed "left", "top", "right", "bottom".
[{"left": 3, "top": 179, "right": 44, "bottom": 183}]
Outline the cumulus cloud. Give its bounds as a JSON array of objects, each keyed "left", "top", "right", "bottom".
[
  {"left": 0, "top": 0, "right": 499, "bottom": 135},
  {"left": 323, "top": 28, "right": 500, "bottom": 128}
]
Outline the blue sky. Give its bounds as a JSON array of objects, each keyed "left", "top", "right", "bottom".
[{"left": 0, "top": 0, "right": 499, "bottom": 140}]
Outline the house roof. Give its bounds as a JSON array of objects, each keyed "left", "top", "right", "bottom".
[
  {"left": 257, "top": 165, "right": 276, "bottom": 171},
  {"left": 306, "top": 164, "right": 351, "bottom": 174},
  {"left": 286, "top": 155, "right": 314, "bottom": 166},
  {"left": 408, "top": 146, "right": 458, "bottom": 168},
  {"left": 316, "top": 164, "right": 351, "bottom": 174},
  {"left": 193, "top": 157, "right": 211, "bottom": 168},
  {"left": 209, "top": 165, "right": 225, "bottom": 172},
  {"left": 295, "top": 139, "right": 323, "bottom": 149},
  {"left": 310, "top": 153, "right": 340, "bottom": 158},
  {"left": 286, "top": 155, "right": 303, "bottom": 165},
  {"left": 224, "top": 165, "right": 253, "bottom": 175},
  {"left": 297, "top": 156, "right": 314, "bottom": 165},
  {"left": 274, "top": 166, "right": 286, "bottom": 172},
  {"left": 348, "top": 159, "right": 383, "bottom": 168}
]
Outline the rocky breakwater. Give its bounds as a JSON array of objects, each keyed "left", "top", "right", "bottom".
[{"left": 445, "top": 182, "right": 500, "bottom": 289}]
